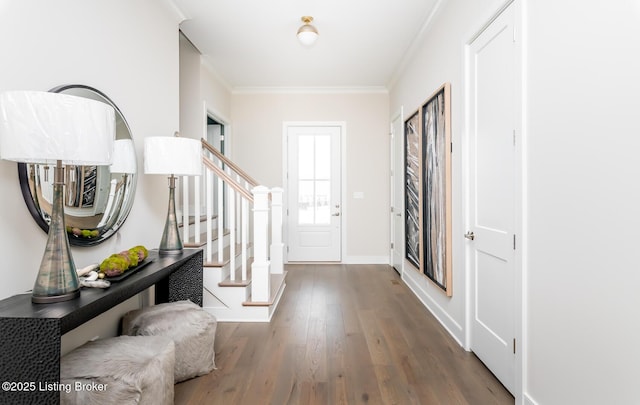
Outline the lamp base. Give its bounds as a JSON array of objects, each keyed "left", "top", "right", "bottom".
[
  {"left": 31, "top": 162, "right": 81, "bottom": 305},
  {"left": 32, "top": 289, "right": 80, "bottom": 304},
  {"left": 158, "top": 176, "right": 183, "bottom": 256},
  {"left": 158, "top": 248, "right": 183, "bottom": 256}
]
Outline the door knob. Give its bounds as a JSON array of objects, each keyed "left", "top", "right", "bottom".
[
  {"left": 332, "top": 212, "right": 341, "bottom": 216},
  {"left": 396, "top": 213, "right": 402, "bottom": 217},
  {"left": 464, "top": 231, "right": 475, "bottom": 240}
]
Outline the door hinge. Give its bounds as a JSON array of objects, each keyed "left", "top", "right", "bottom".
[
  {"left": 513, "top": 338, "right": 516, "bottom": 354},
  {"left": 287, "top": 209, "right": 289, "bottom": 216},
  {"left": 513, "top": 234, "right": 516, "bottom": 250},
  {"left": 391, "top": 242, "right": 394, "bottom": 249},
  {"left": 513, "top": 129, "right": 516, "bottom": 146},
  {"left": 287, "top": 246, "right": 290, "bottom": 253},
  {"left": 390, "top": 206, "right": 394, "bottom": 213}
]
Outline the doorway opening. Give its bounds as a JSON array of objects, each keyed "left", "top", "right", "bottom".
[{"left": 207, "top": 116, "right": 225, "bottom": 155}]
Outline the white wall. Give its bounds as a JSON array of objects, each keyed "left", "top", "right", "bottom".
[
  {"left": 0, "top": 0, "right": 182, "bottom": 349},
  {"left": 231, "top": 91, "right": 390, "bottom": 262},
  {"left": 391, "top": 0, "right": 640, "bottom": 403},
  {"left": 180, "top": 33, "right": 203, "bottom": 140},
  {"left": 201, "top": 64, "right": 232, "bottom": 125},
  {"left": 179, "top": 34, "right": 232, "bottom": 141},
  {"left": 390, "top": 0, "right": 508, "bottom": 351},
  {"left": 525, "top": 1, "right": 640, "bottom": 404}
]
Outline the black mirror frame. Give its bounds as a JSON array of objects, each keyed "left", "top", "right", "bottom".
[{"left": 17, "top": 84, "right": 137, "bottom": 247}]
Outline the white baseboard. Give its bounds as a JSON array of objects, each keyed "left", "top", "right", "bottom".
[
  {"left": 342, "top": 255, "right": 390, "bottom": 264},
  {"left": 402, "top": 269, "right": 464, "bottom": 346}
]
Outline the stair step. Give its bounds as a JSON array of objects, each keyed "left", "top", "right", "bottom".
[
  {"left": 178, "top": 214, "right": 217, "bottom": 228},
  {"left": 184, "top": 228, "right": 230, "bottom": 248},
  {"left": 242, "top": 272, "right": 286, "bottom": 307},
  {"left": 203, "top": 242, "right": 253, "bottom": 268},
  {"left": 218, "top": 259, "right": 253, "bottom": 287}
]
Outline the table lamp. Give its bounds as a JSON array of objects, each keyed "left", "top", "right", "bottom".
[
  {"left": 99, "top": 139, "right": 136, "bottom": 229},
  {"left": 144, "top": 135, "right": 201, "bottom": 255},
  {"left": 110, "top": 139, "right": 136, "bottom": 175},
  {"left": 0, "top": 91, "right": 115, "bottom": 303}
]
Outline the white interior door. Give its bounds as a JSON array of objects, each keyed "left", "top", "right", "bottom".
[
  {"left": 468, "top": 3, "right": 518, "bottom": 394},
  {"left": 207, "top": 124, "right": 222, "bottom": 151},
  {"left": 287, "top": 125, "right": 341, "bottom": 261},
  {"left": 391, "top": 110, "right": 404, "bottom": 273}
]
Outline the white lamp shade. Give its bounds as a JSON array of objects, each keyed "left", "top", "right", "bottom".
[
  {"left": 297, "top": 21, "right": 318, "bottom": 46},
  {"left": 0, "top": 91, "right": 116, "bottom": 165},
  {"left": 297, "top": 31, "right": 318, "bottom": 46},
  {"left": 144, "top": 136, "right": 202, "bottom": 176},
  {"left": 110, "top": 139, "right": 137, "bottom": 174}
]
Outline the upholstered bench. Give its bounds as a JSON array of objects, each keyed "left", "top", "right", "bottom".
[
  {"left": 122, "top": 300, "right": 217, "bottom": 382},
  {"left": 60, "top": 335, "right": 175, "bottom": 405}
]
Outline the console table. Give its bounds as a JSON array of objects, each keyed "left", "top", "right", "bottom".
[{"left": 0, "top": 248, "right": 203, "bottom": 405}]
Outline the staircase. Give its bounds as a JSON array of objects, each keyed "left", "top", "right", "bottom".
[{"left": 177, "top": 139, "right": 286, "bottom": 322}]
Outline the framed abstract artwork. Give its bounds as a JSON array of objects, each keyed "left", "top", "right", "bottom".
[
  {"left": 421, "top": 83, "right": 452, "bottom": 295},
  {"left": 404, "top": 110, "right": 421, "bottom": 270}
]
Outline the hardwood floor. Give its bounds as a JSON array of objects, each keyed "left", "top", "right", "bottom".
[{"left": 175, "top": 264, "right": 514, "bottom": 404}]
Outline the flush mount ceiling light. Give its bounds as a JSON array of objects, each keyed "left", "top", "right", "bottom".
[{"left": 297, "top": 16, "right": 318, "bottom": 46}]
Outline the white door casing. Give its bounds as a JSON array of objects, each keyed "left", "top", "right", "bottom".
[
  {"left": 286, "top": 124, "right": 342, "bottom": 262},
  {"left": 467, "top": 2, "right": 520, "bottom": 395},
  {"left": 391, "top": 109, "right": 404, "bottom": 273}
]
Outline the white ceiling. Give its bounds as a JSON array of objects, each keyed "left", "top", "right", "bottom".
[{"left": 172, "top": 0, "right": 440, "bottom": 91}]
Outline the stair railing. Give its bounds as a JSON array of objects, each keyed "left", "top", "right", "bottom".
[
  {"left": 179, "top": 141, "right": 283, "bottom": 303},
  {"left": 200, "top": 138, "right": 259, "bottom": 265},
  {"left": 201, "top": 138, "right": 258, "bottom": 190}
]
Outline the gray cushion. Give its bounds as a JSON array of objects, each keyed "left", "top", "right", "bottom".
[
  {"left": 122, "top": 300, "right": 217, "bottom": 382},
  {"left": 61, "top": 335, "right": 175, "bottom": 405}
]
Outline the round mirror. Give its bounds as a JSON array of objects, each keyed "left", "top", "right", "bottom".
[{"left": 18, "top": 85, "right": 137, "bottom": 246}]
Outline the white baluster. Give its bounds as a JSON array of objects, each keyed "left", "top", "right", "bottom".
[
  {"left": 206, "top": 169, "right": 213, "bottom": 263},
  {"left": 270, "top": 187, "right": 284, "bottom": 274},
  {"left": 182, "top": 175, "right": 189, "bottom": 245},
  {"left": 217, "top": 177, "right": 224, "bottom": 263},
  {"left": 236, "top": 173, "right": 242, "bottom": 245},
  {"left": 194, "top": 166, "right": 201, "bottom": 245},
  {"left": 251, "top": 186, "right": 270, "bottom": 302},
  {"left": 228, "top": 187, "right": 236, "bottom": 281},
  {"left": 241, "top": 198, "right": 248, "bottom": 281}
]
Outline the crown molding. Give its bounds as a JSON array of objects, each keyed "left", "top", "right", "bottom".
[
  {"left": 162, "top": 0, "right": 189, "bottom": 23},
  {"left": 231, "top": 86, "right": 389, "bottom": 95},
  {"left": 387, "top": 0, "right": 446, "bottom": 90},
  {"left": 200, "top": 56, "right": 234, "bottom": 94}
]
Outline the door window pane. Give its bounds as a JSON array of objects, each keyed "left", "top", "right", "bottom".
[
  {"left": 297, "top": 134, "right": 332, "bottom": 225},
  {"left": 315, "top": 180, "right": 331, "bottom": 224},
  {"left": 315, "top": 135, "right": 331, "bottom": 179},
  {"left": 298, "top": 135, "right": 314, "bottom": 179},
  {"left": 298, "top": 180, "right": 314, "bottom": 224}
]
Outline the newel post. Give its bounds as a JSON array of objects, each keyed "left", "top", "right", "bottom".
[
  {"left": 270, "top": 187, "right": 284, "bottom": 274},
  {"left": 251, "top": 186, "right": 271, "bottom": 302}
]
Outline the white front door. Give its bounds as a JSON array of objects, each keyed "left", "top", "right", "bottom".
[
  {"left": 286, "top": 125, "right": 342, "bottom": 261},
  {"left": 467, "top": 2, "right": 519, "bottom": 394},
  {"left": 391, "top": 110, "right": 404, "bottom": 273}
]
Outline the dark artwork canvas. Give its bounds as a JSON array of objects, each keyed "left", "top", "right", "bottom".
[
  {"left": 404, "top": 111, "right": 421, "bottom": 269},
  {"left": 421, "top": 84, "right": 451, "bottom": 294}
]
